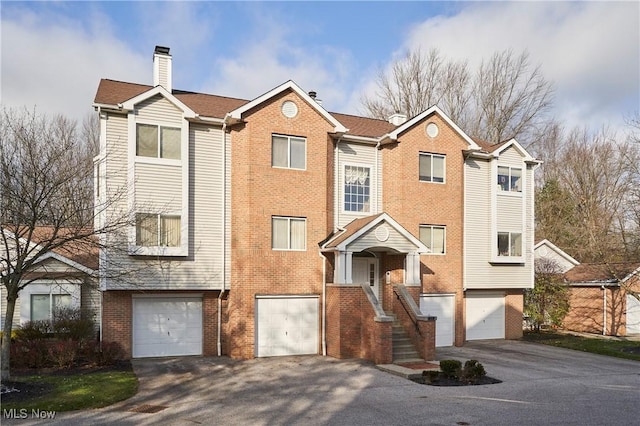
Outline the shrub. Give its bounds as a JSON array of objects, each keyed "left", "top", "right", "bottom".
[
  {"left": 93, "top": 341, "right": 126, "bottom": 366},
  {"left": 52, "top": 307, "right": 95, "bottom": 341},
  {"left": 439, "top": 359, "right": 462, "bottom": 378},
  {"left": 48, "top": 339, "right": 80, "bottom": 369},
  {"left": 461, "top": 359, "right": 486, "bottom": 383},
  {"left": 14, "top": 320, "right": 52, "bottom": 341},
  {"left": 10, "top": 340, "right": 51, "bottom": 369}
]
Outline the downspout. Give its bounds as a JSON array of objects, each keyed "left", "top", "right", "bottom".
[
  {"left": 320, "top": 251, "right": 327, "bottom": 356},
  {"left": 601, "top": 285, "right": 607, "bottom": 336},
  {"left": 218, "top": 120, "right": 228, "bottom": 356}
]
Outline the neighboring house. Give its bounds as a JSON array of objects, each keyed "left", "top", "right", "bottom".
[
  {"left": 534, "top": 240, "right": 640, "bottom": 336},
  {"left": 0, "top": 228, "right": 100, "bottom": 333},
  {"left": 534, "top": 239, "right": 580, "bottom": 273},
  {"left": 564, "top": 263, "right": 640, "bottom": 336},
  {"left": 93, "top": 46, "right": 539, "bottom": 361}
]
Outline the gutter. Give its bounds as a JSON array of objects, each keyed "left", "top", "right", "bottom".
[
  {"left": 319, "top": 251, "right": 327, "bottom": 356},
  {"left": 602, "top": 285, "right": 607, "bottom": 336}
]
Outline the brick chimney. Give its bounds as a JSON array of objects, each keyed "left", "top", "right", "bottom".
[{"left": 153, "top": 46, "right": 172, "bottom": 92}]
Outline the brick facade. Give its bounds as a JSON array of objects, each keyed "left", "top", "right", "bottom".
[{"left": 563, "top": 286, "right": 627, "bottom": 336}]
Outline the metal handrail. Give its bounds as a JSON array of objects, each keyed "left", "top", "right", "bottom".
[{"left": 394, "top": 288, "right": 422, "bottom": 336}]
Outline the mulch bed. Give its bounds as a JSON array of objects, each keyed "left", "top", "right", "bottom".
[{"left": 411, "top": 373, "right": 502, "bottom": 386}]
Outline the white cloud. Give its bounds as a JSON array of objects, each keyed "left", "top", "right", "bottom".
[
  {"left": 358, "top": 1, "right": 639, "bottom": 132},
  {"left": 1, "top": 7, "right": 149, "bottom": 124},
  {"left": 200, "top": 7, "right": 355, "bottom": 113}
]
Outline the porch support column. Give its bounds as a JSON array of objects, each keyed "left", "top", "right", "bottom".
[
  {"left": 334, "top": 250, "right": 354, "bottom": 284},
  {"left": 404, "top": 251, "right": 421, "bottom": 286}
]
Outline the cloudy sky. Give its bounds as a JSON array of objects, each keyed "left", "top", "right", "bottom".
[{"left": 2, "top": 1, "right": 638, "bottom": 135}]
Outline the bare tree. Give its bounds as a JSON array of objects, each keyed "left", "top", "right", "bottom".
[
  {"left": 536, "top": 125, "right": 640, "bottom": 263},
  {"left": 0, "top": 107, "right": 130, "bottom": 381},
  {"left": 361, "top": 48, "right": 554, "bottom": 149}
]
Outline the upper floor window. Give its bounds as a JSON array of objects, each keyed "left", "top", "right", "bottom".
[
  {"left": 344, "top": 165, "right": 370, "bottom": 213},
  {"left": 272, "top": 134, "right": 306, "bottom": 170},
  {"left": 136, "top": 124, "right": 181, "bottom": 160},
  {"left": 498, "top": 166, "right": 522, "bottom": 192},
  {"left": 419, "top": 153, "right": 445, "bottom": 183},
  {"left": 136, "top": 213, "right": 181, "bottom": 247},
  {"left": 272, "top": 216, "right": 306, "bottom": 250},
  {"left": 419, "top": 225, "right": 446, "bottom": 254},
  {"left": 498, "top": 232, "right": 522, "bottom": 257}
]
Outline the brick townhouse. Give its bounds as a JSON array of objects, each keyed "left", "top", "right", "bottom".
[{"left": 93, "top": 46, "right": 539, "bottom": 362}]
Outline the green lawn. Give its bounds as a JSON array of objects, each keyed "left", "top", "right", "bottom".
[
  {"left": 523, "top": 331, "right": 640, "bottom": 361},
  {"left": 2, "top": 369, "right": 138, "bottom": 412}
]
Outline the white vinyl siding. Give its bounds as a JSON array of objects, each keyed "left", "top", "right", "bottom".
[
  {"left": 136, "top": 95, "right": 183, "bottom": 126},
  {"left": 346, "top": 223, "right": 417, "bottom": 253},
  {"left": 463, "top": 151, "right": 534, "bottom": 290},
  {"left": 101, "top": 108, "right": 228, "bottom": 290},
  {"left": 336, "top": 142, "right": 379, "bottom": 227}
]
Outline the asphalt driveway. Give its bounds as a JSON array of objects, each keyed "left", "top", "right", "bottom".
[{"left": 5, "top": 340, "right": 640, "bottom": 425}]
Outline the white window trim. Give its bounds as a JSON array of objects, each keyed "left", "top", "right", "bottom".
[
  {"left": 272, "top": 216, "right": 307, "bottom": 251},
  {"left": 127, "top": 111, "right": 189, "bottom": 257},
  {"left": 419, "top": 224, "right": 446, "bottom": 255},
  {"left": 419, "top": 152, "right": 446, "bottom": 184},
  {"left": 497, "top": 165, "right": 523, "bottom": 195},
  {"left": 271, "top": 134, "right": 307, "bottom": 171},
  {"left": 19, "top": 281, "right": 81, "bottom": 325},
  {"left": 134, "top": 122, "right": 183, "bottom": 162},
  {"left": 342, "top": 163, "right": 373, "bottom": 214},
  {"left": 492, "top": 231, "right": 524, "bottom": 264},
  {"left": 129, "top": 211, "right": 187, "bottom": 256}
]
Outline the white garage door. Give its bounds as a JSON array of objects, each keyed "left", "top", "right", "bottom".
[
  {"left": 420, "top": 294, "right": 455, "bottom": 347},
  {"left": 256, "top": 296, "right": 319, "bottom": 357},
  {"left": 133, "top": 297, "right": 203, "bottom": 358},
  {"left": 627, "top": 294, "right": 640, "bottom": 335},
  {"left": 466, "top": 293, "right": 505, "bottom": 340}
]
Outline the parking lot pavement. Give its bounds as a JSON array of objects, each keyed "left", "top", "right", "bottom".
[{"left": 4, "top": 340, "right": 640, "bottom": 425}]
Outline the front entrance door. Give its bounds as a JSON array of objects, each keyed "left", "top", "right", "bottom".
[{"left": 353, "top": 258, "right": 379, "bottom": 300}]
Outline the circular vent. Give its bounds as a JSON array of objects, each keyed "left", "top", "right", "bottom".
[
  {"left": 375, "top": 225, "right": 390, "bottom": 242},
  {"left": 282, "top": 101, "right": 298, "bottom": 118},
  {"left": 426, "top": 122, "right": 439, "bottom": 138}
]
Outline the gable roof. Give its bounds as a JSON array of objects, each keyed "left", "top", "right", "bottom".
[
  {"left": 382, "top": 105, "right": 480, "bottom": 150},
  {"left": 564, "top": 263, "right": 640, "bottom": 285},
  {"left": 534, "top": 239, "right": 580, "bottom": 268},
  {"left": 94, "top": 79, "right": 248, "bottom": 118},
  {"left": 226, "top": 80, "right": 348, "bottom": 134},
  {"left": 322, "top": 212, "right": 429, "bottom": 254}
]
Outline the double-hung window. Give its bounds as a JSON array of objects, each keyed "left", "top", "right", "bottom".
[
  {"left": 136, "top": 213, "right": 181, "bottom": 247},
  {"left": 31, "top": 294, "right": 71, "bottom": 322},
  {"left": 497, "top": 232, "right": 522, "bottom": 257},
  {"left": 497, "top": 166, "right": 522, "bottom": 192},
  {"left": 419, "top": 225, "right": 446, "bottom": 254},
  {"left": 136, "top": 123, "right": 181, "bottom": 160},
  {"left": 344, "top": 165, "right": 370, "bottom": 212},
  {"left": 272, "top": 134, "right": 306, "bottom": 170},
  {"left": 272, "top": 216, "right": 306, "bottom": 250},
  {"left": 419, "top": 153, "right": 445, "bottom": 183}
]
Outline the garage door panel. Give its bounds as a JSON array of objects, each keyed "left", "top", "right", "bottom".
[
  {"left": 256, "top": 297, "right": 318, "bottom": 357},
  {"left": 627, "top": 295, "right": 640, "bottom": 335},
  {"left": 133, "top": 297, "right": 203, "bottom": 358},
  {"left": 420, "top": 295, "right": 455, "bottom": 347},
  {"left": 466, "top": 294, "right": 505, "bottom": 340}
]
